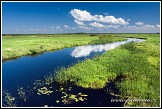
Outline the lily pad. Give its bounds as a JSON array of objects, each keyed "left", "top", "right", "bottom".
[{"left": 56, "top": 100, "right": 60, "bottom": 103}]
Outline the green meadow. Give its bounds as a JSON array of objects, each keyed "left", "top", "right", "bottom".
[
  {"left": 2, "top": 34, "right": 125, "bottom": 61},
  {"left": 2, "top": 34, "right": 160, "bottom": 107}
]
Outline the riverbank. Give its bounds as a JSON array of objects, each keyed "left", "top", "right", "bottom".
[
  {"left": 54, "top": 34, "right": 160, "bottom": 107},
  {"left": 2, "top": 34, "right": 125, "bottom": 61}
]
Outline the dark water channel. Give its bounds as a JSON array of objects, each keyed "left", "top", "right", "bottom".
[{"left": 2, "top": 38, "right": 144, "bottom": 107}]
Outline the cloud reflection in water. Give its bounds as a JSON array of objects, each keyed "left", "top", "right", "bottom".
[{"left": 71, "top": 38, "right": 144, "bottom": 58}]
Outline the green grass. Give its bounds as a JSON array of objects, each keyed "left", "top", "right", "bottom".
[
  {"left": 54, "top": 34, "right": 160, "bottom": 107},
  {"left": 2, "top": 34, "right": 124, "bottom": 61},
  {"left": 90, "top": 34, "right": 126, "bottom": 44}
]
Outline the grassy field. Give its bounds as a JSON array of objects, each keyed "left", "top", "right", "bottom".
[
  {"left": 54, "top": 34, "right": 160, "bottom": 107},
  {"left": 2, "top": 34, "right": 125, "bottom": 61}
]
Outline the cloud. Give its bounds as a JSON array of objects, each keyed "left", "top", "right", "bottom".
[
  {"left": 156, "top": 25, "right": 160, "bottom": 28},
  {"left": 118, "top": 24, "right": 159, "bottom": 33},
  {"left": 79, "top": 26, "right": 93, "bottom": 30},
  {"left": 135, "top": 21, "right": 144, "bottom": 25},
  {"left": 127, "top": 19, "right": 131, "bottom": 21},
  {"left": 64, "top": 25, "right": 69, "bottom": 28},
  {"left": 50, "top": 26, "right": 62, "bottom": 30},
  {"left": 143, "top": 24, "right": 155, "bottom": 28},
  {"left": 70, "top": 9, "right": 93, "bottom": 21},
  {"left": 70, "top": 9, "right": 129, "bottom": 25},
  {"left": 74, "top": 20, "right": 85, "bottom": 25},
  {"left": 56, "top": 26, "right": 60, "bottom": 29},
  {"left": 107, "top": 25, "right": 120, "bottom": 29},
  {"left": 89, "top": 22, "right": 106, "bottom": 28},
  {"left": 89, "top": 22, "right": 120, "bottom": 29},
  {"left": 71, "top": 38, "right": 144, "bottom": 58},
  {"left": 51, "top": 26, "right": 55, "bottom": 29}
]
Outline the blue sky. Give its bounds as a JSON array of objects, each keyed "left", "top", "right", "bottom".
[{"left": 2, "top": 2, "right": 160, "bottom": 33}]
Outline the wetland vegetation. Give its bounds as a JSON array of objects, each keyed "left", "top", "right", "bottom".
[{"left": 2, "top": 33, "right": 160, "bottom": 107}]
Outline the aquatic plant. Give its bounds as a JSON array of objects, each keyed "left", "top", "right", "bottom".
[
  {"left": 60, "top": 91, "right": 88, "bottom": 105},
  {"left": 2, "top": 90, "right": 17, "bottom": 107},
  {"left": 44, "top": 73, "right": 55, "bottom": 85},
  {"left": 37, "top": 87, "right": 53, "bottom": 95},
  {"left": 56, "top": 100, "right": 60, "bottom": 103},
  {"left": 33, "top": 80, "right": 45, "bottom": 89},
  {"left": 17, "top": 87, "right": 27, "bottom": 102}
]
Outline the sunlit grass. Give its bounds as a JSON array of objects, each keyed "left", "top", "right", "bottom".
[
  {"left": 2, "top": 34, "right": 96, "bottom": 60},
  {"left": 2, "top": 34, "right": 124, "bottom": 60}
]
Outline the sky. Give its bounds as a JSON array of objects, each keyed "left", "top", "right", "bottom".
[{"left": 2, "top": 2, "right": 160, "bottom": 34}]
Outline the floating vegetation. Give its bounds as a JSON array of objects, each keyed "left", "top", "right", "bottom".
[
  {"left": 78, "top": 93, "right": 88, "bottom": 97},
  {"left": 33, "top": 80, "right": 45, "bottom": 89},
  {"left": 68, "top": 87, "right": 72, "bottom": 91},
  {"left": 62, "top": 98, "right": 74, "bottom": 105},
  {"left": 37, "top": 87, "right": 53, "bottom": 95},
  {"left": 44, "top": 73, "right": 55, "bottom": 85},
  {"left": 56, "top": 100, "right": 60, "bottom": 103},
  {"left": 17, "top": 87, "right": 27, "bottom": 102},
  {"left": 2, "top": 90, "right": 17, "bottom": 107},
  {"left": 56, "top": 86, "right": 88, "bottom": 105},
  {"left": 60, "top": 90, "right": 88, "bottom": 105},
  {"left": 60, "top": 87, "right": 64, "bottom": 91},
  {"left": 58, "top": 86, "right": 65, "bottom": 92}
]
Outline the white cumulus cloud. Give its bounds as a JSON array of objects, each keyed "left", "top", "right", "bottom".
[
  {"left": 74, "top": 20, "right": 85, "bottom": 25},
  {"left": 70, "top": 9, "right": 129, "bottom": 25},
  {"left": 89, "top": 22, "right": 106, "bottom": 28},
  {"left": 70, "top": 9, "right": 93, "bottom": 21}
]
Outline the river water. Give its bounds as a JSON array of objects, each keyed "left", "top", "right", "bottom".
[{"left": 2, "top": 38, "right": 144, "bottom": 107}]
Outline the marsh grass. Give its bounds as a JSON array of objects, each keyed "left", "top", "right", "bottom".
[
  {"left": 90, "top": 35, "right": 126, "bottom": 44},
  {"left": 54, "top": 34, "right": 160, "bottom": 107},
  {"left": 44, "top": 73, "right": 55, "bottom": 85}
]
